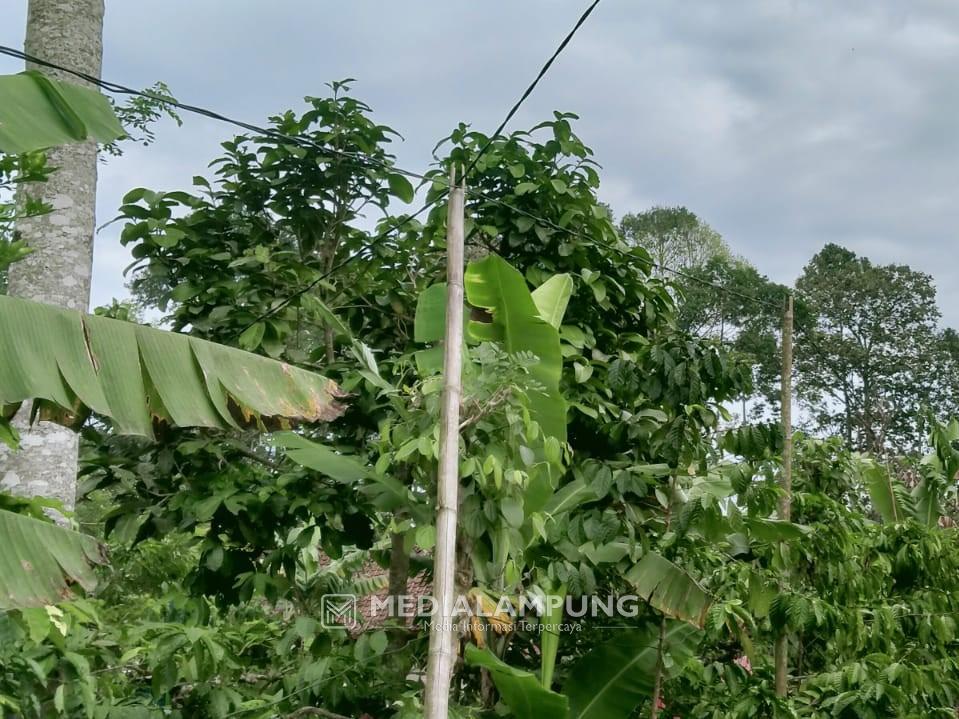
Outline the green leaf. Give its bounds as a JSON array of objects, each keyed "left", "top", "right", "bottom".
[
  {"left": 273, "top": 432, "right": 369, "bottom": 483},
  {"left": 155, "top": 227, "right": 186, "bottom": 248},
  {"left": 466, "top": 254, "right": 566, "bottom": 440},
  {"left": 0, "top": 295, "right": 345, "bottom": 438},
  {"left": 414, "top": 283, "right": 447, "bottom": 343},
  {"left": 414, "top": 524, "right": 436, "bottom": 550},
  {"left": 238, "top": 321, "right": 265, "bottom": 351},
  {"left": 531, "top": 274, "right": 573, "bottom": 329},
  {"left": 582, "top": 541, "right": 629, "bottom": 564},
  {"left": 465, "top": 644, "right": 569, "bottom": 719},
  {"left": 361, "top": 472, "right": 420, "bottom": 518},
  {"left": 501, "top": 497, "right": 524, "bottom": 528},
  {"left": 20, "top": 606, "right": 52, "bottom": 642},
  {"left": 349, "top": 341, "right": 395, "bottom": 392},
  {"left": 626, "top": 552, "right": 711, "bottom": 628},
  {"left": 861, "top": 459, "right": 911, "bottom": 523},
  {"left": 543, "top": 479, "right": 597, "bottom": 517},
  {"left": 303, "top": 295, "right": 351, "bottom": 339},
  {"left": 169, "top": 281, "right": 199, "bottom": 301},
  {"left": 0, "top": 508, "right": 106, "bottom": 609},
  {"left": 414, "top": 346, "right": 445, "bottom": 376},
  {"left": 0, "top": 417, "right": 19, "bottom": 450},
  {"left": 369, "top": 629, "right": 388, "bottom": 655},
  {"left": 913, "top": 478, "right": 943, "bottom": 528},
  {"left": 573, "top": 362, "right": 592, "bottom": 383},
  {"left": 564, "top": 622, "right": 699, "bottom": 719},
  {"left": 540, "top": 586, "right": 566, "bottom": 689},
  {"left": 0, "top": 72, "right": 124, "bottom": 153},
  {"left": 387, "top": 173, "right": 415, "bottom": 203},
  {"left": 742, "top": 517, "right": 810, "bottom": 542}
]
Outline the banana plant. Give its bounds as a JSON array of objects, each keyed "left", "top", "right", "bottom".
[
  {"left": 414, "top": 253, "right": 569, "bottom": 440},
  {"left": 539, "top": 585, "right": 566, "bottom": 690},
  {"left": 466, "top": 621, "right": 700, "bottom": 719},
  {"left": 0, "top": 296, "right": 345, "bottom": 608},
  {"left": 627, "top": 551, "right": 711, "bottom": 628},
  {"left": 859, "top": 457, "right": 914, "bottom": 524},
  {"left": 914, "top": 417, "right": 959, "bottom": 526}
]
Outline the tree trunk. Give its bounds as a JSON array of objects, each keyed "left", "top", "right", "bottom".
[
  {"left": 388, "top": 529, "right": 410, "bottom": 614},
  {"left": 649, "top": 616, "right": 666, "bottom": 719},
  {"left": 0, "top": 0, "right": 104, "bottom": 511},
  {"left": 775, "top": 296, "right": 794, "bottom": 697}
]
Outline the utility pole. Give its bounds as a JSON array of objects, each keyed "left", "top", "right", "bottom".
[
  {"left": 424, "top": 170, "right": 466, "bottom": 719},
  {"left": 775, "top": 294, "right": 794, "bottom": 698}
]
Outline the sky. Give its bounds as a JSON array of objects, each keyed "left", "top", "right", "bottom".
[{"left": 3, "top": 1, "right": 959, "bottom": 324}]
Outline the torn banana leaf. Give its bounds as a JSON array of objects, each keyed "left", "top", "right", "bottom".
[
  {"left": 0, "top": 508, "right": 107, "bottom": 609},
  {"left": 0, "top": 295, "right": 345, "bottom": 438}
]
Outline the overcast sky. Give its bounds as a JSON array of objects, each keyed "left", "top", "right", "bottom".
[{"left": 3, "top": 1, "right": 959, "bottom": 324}]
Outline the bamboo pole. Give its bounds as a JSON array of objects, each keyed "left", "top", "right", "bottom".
[
  {"left": 774, "top": 294, "right": 794, "bottom": 698},
  {"left": 424, "top": 169, "right": 466, "bottom": 719}
]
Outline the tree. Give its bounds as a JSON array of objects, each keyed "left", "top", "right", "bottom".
[
  {"left": 619, "top": 206, "right": 729, "bottom": 275},
  {"left": 617, "top": 206, "right": 786, "bottom": 421},
  {"left": 86, "top": 107, "right": 753, "bottom": 717},
  {"left": 0, "top": 292, "right": 344, "bottom": 609},
  {"left": 673, "top": 255, "right": 789, "bottom": 420},
  {"left": 7, "top": 71, "right": 959, "bottom": 718},
  {"left": 1, "top": 0, "right": 105, "bottom": 511},
  {"left": 795, "top": 243, "right": 957, "bottom": 454}
]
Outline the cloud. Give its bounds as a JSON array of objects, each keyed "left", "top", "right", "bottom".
[{"left": 3, "top": 1, "right": 958, "bottom": 324}]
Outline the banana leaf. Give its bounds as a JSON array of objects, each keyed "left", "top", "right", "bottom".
[{"left": 0, "top": 295, "right": 345, "bottom": 438}]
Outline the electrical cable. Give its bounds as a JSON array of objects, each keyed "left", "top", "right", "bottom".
[
  {"left": 2, "top": 27, "right": 791, "bottom": 326},
  {"left": 461, "top": 0, "right": 602, "bottom": 179}
]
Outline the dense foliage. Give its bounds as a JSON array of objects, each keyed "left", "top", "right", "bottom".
[{"left": 3, "top": 81, "right": 959, "bottom": 719}]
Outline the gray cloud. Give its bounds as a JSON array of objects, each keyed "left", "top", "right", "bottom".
[{"left": 2, "top": 1, "right": 958, "bottom": 323}]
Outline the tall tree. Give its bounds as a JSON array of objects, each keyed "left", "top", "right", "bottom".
[
  {"left": 674, "top": 255, "right": 788, "bottom": 419},
  {"left": 620, "top": 206, "right": 786, "bottom": 419},
  {"left": 795, "top": 243, "right": 956, "bottom": 454},
  {"left": 0, "top": 0, "right": 104, "bottom": 509},
  {"left": 619, "top": 206, "right": 729, "bottom": 275}
]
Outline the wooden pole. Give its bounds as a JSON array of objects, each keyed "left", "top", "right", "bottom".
[
  {"left": 774, "top": 294, "right": 794, "bottom": 697},
  {"left": 424, "top": 169, "right": 466, "bottom": 719}
]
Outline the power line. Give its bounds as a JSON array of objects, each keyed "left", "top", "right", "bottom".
[
  {"left": 461, "top": 0, "right": 603, "bottom": 179},
  {"left": 2, "top": 30, "right": 785, "bottom": 322},
  {"left": 0, "top": 43, "right": 446, "bottom": 198},
  {"left": 229, "top": 0, "right": 780, "bottom": 325},
  {"left": 0, "top": 44, "right": 450, "bottom": 335},
  {"left": 0, "top": 45, "right": 376, "bottom": 171},
  {"left": 238, "top": 0, "right": 605, "bottom": 332}
]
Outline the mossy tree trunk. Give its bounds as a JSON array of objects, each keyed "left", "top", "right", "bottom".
[{"left": 0, "top": 0, "right": 104, "bottom": 511}]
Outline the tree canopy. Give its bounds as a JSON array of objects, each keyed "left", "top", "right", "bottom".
[{"left": 2, "top": 76, "right": 959, "bottom": 719}]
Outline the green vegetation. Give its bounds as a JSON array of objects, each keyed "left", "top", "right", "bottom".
[{"left": 3, "top": 77, "right": 959, "bottom": 719}]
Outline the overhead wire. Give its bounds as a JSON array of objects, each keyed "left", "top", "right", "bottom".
[
  {"left": 1, "top": 2, "right": 787, "bottom": 327},
  {"left": 0, "top": 44, "right": 393, "bottom": 171},
  {"left": 460, "top": 0, "right": 602, "bottom": 179},
  {"left": 0, "top": 44, "right": 453, "bottom": 334},
  {"left": 240, "top": 0, "right": 606, "bottom": 328}
]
